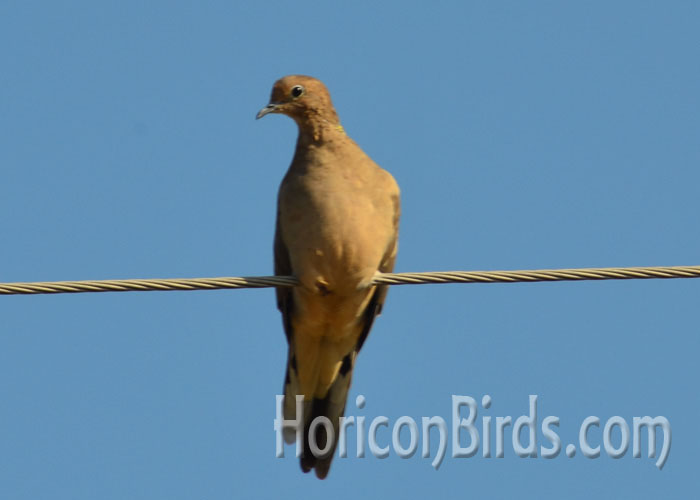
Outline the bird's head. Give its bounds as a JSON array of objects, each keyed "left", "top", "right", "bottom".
[{"left": 256, "top": 75, "right": 340, "bottom": 127}]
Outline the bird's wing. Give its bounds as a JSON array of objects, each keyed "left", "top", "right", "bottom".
[{"left": 273, "top": 214, "right": 294, "bottom": 342}]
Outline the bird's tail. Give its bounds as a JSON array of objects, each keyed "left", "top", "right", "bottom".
[
  {"left": 301, "top": 352, "right": 355, "bottom": 479},
  {"left": 282, "top": 350, "right": 355, "bottom": 479}
]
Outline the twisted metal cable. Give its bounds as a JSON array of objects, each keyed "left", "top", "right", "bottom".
[{"left": 1, "top": 265, "right": 699, "bottom": 295}]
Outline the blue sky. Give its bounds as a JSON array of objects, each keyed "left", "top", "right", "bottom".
[{"left": 1, "top": 1, "right": 698, "bottom": 498}]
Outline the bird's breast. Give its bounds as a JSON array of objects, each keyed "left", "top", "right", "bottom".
[{"left": 280, "top": 169, "right": 394, "bottom": 296}]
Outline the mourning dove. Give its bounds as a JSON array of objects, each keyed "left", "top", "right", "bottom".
[{"left": 257, "top": 75, "right": 400, "bottom": 479}]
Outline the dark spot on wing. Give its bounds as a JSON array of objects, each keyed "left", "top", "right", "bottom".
[{"left": 339, "top": 354, "right": 352, "bottom": 376}]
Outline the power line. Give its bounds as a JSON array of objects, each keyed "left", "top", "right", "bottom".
[{"left": 1, "top": 265, "right": 698, "bottom": 295}]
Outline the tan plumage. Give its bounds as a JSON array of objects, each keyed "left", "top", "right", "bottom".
[{"left": 257, "top": 75, "right": 400, "bottom": 479}]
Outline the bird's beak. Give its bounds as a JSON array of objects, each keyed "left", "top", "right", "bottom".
[{"left": 256, "top": 103, "right": 279, "bottom": 120}]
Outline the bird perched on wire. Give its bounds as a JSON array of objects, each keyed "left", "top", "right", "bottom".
[{"left": 257, "top": 75, "right": 400, "bottom": 478}]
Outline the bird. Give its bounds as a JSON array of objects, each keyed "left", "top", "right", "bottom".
[{"left": 257, "top": 75, "right": 400, "bottom": 479}]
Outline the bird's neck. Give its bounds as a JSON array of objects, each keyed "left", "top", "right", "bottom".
[{"left": 296, "top": 117, "right": 346, "bottom": 147}]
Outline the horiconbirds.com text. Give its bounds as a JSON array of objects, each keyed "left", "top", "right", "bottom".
[{"left": 274, "top": 394, "right": 671, "bottom": 469}]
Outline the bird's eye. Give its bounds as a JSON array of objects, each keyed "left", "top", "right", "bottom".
[{"left": 290, "top": 85, "right": 305, "bottom": 98}]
